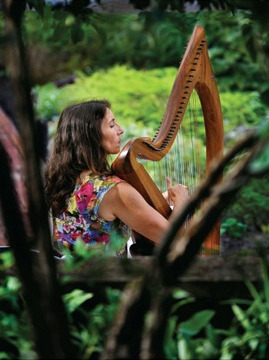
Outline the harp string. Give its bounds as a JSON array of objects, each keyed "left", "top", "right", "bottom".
[{"left": 139, "top": 90, "right": 204, "bottom": 196}]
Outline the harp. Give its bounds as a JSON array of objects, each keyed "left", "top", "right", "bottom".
[{"left": 112, "top": 25, "right": 224, "bottom": 255}]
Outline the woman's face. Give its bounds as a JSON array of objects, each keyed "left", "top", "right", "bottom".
[{"left": 101, "top": 108, "right": 124, "bottom": 154}]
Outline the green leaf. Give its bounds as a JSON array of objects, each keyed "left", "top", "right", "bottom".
[
  {"left": 220, "top": 336, "right": 240, "bottom": 360},
  {"left": 177, "top": 337, "right": 194, "bottom": 360},
  {"left": 164, "top": 315, "right": 178, "bottom": 359},
  {"left": 172, "top": 289, "right": 192, "bottom": 299},
  {"left": 249, "top": 140, "right": 269, "bottom": 174},
  {"left": 232, "top": 304, "right": 252, "bottom": 330},
  {"left": 63, "top": 289, "right": 93, "bottom": 313},
  {"left": 206, "top": 323, "right": 220, "bottom": 348},
  {"left": 178, "top": 310, "right": 215, "bottom": 336},
  {"left": 0, "top": 251, "right": 14, "bottom": 271}
]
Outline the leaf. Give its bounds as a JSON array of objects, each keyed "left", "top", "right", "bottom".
[
  {"left": 232, "top": 304, "right": 251, "bottom": 330},
  {"left": 220, "top": 336, "right": 240, "bottom": 360},
  {"left": 249, "top": 121, "right": 269, "bottom": 174},
  {"left": 164, "top": 315, "right": 178, "bottom": 359},
  {"left": 73, "top": 238, "right": 88, "bottom": 256},
  {"left": 177, "top": 337, "right": 193, "bottom": 360},
  {"left": 249, "top": 140, "right": 269, "bottom": 174},
  {"left": 178, "top": 310, "right": 215, "bottom": 336},
  {"left": 63, "top": 289, "right": 93, "bottom": 313},
  {"left": 172, "top": 289, "right": 191, "bottom": 299},
  {"left": 206, "top": 323, "right": 220, "bottom": 348}
]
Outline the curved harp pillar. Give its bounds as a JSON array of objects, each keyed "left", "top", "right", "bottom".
[{"left": 112, "top": 25, "right": 224, "bottom": 255}]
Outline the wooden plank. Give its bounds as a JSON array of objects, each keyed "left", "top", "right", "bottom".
[
  {"left": 57, "top": 255, "right": 263, "bottom": 299},
  {"left": 1, "top": 246, "right": 263, "bottom": 299}
]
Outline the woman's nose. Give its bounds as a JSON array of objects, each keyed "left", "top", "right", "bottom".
[{"left": 117, "top": 125, "right": 124, "bottom": 134}]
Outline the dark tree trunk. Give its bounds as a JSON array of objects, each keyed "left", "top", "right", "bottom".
[{"left": 1, "top": 1, "right": 74, "bottom": 358}]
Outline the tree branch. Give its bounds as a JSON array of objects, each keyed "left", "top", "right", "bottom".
[{"left": 2, "top": 0, "right": 74, "bottom": 358}]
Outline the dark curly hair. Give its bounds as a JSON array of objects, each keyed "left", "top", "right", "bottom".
[{"left": 45, "top": 99, "right": 111, "bottom": 216}]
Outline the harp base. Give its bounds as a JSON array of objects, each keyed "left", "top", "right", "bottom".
[
  {"left": 130, "top": 221, "right": 221, "bottom": 257},
  {"left": 199, "top": 222, "right": 221, "bottom": 256},
  {"left": 129, "top": 232, "right": 155, "bottom": 257}
]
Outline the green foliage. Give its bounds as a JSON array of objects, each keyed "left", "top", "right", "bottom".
[
  {"left": 63, "top": 289, "right": 94, "bottom": 314},
  {"left": 21, "top": 10, "right": 194, "bottom": 71},
  {"left": 59, "top": 238, "right": 109, "bottom": 272},
  {"left": 162, "top": 251, "right": 269, "bottom": 359},
  {"left": 177, "top": 311, "right": 219, "bottom": 360},
  {"left": 0, "top": 251, "right": 36, "bottom": 360},
  {"left": 35, "top": 66, "right": 178, "bottom": 140},
  {"left": 2, "top": 247, "right": 269, "bottom": 359},
  {"left": 62, "top": 286, "right": 121, "bottom": 359},
  {"left": 99, "top": 11, "right": 194, "bottom": 69},
  {"left": 22, "top": 5, "right": 93, "bottom": 48},
  {"left": 219, "top": 249, "right": 269, "bottom": 359},
  {"left": 51, "top": 240, "right": 124, "bottom": 358},
  {"left": 197, "top": 12, "right": 264, "bottom": 92},
  {"left": 194, "top": 10, "right": 269, "bottom": 104},
  {"left": 221, "top": 122, "right": 269, "bottom": 238},
  {"left": 221, "top": 91, "right": 267, "bottom": 130},
  {"left": 165, "top": 290, "right": 220, "bottom": 359},
  {"left": 35, "top": 66, "right": 267, "bottom": 139},
  {"left": 0, "top": 248, "right": 122, "bottom": 360},
  {"left": 222, "top": 175, "right": 269, "bottom": 233},
  {"left": 221, "top": 217, "right": 248, "bottom": 239},
  {"left": 2, "top": 7, "right": 268, "bottom": 101},
  {"left": 249, "top": 120, "right": 269, "bottom": 175}
]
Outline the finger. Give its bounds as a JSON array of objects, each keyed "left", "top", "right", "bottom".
[
  {"left": 162, "top": 190, "right": 168, "bottom": 200},
  {"left": 166, "top": 177, "right": 172, "bottom": 189}
]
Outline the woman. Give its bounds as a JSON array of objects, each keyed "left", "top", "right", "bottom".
[{"left": 45, "top": 100, "right": 189, "bottom": 257}]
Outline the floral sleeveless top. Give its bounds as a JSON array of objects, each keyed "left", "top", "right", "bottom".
[{"left": 53, "top": 173, "right": 131, "bottom": 256}]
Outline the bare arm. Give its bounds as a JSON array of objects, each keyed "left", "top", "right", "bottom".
[
  {"left": 99, "top": 182, "right": 168, "bottom": 243},
  {"left": 98, "top": 179, "right": 189, "bottom": 244}
]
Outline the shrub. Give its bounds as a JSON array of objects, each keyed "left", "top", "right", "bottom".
[
  {"left": 221, "top": 175, "right": 269, "bottom": 233},
  {"left": 35, "top": 66, "right": 267, "bottom": 140}
]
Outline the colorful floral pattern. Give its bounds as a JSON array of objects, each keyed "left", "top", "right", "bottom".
[{"left": 53, "top": 173, "right": 131, "bottom": 255}]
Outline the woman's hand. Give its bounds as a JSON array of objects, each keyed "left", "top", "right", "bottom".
[{"left": 164, "top": 177, "right": 190, "bottom": 208}]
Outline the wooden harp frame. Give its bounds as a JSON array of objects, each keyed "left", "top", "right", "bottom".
[{"left": 112, "top": 25, "right": 224, "bottom": 253}]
